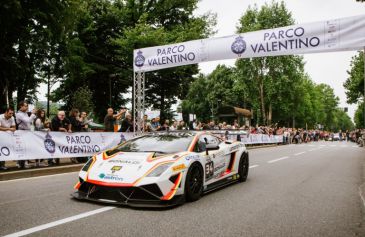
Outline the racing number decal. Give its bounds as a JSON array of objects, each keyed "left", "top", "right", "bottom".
[{"left": 205, "top": 161, "right": 214, "bottom": 180}]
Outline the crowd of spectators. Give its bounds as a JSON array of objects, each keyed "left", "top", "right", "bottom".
[
  {"left": 0, "top": 101, "right": 92, "bottom": 170},
  {"left": 1, "top": 103, "right": 365, "bottom": 171}
]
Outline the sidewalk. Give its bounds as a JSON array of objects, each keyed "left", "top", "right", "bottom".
[{"left": 0, "top": 159, "right": 84, "bottom": 181}]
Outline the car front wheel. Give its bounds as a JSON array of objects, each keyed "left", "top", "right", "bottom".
[{"left": 185, "top": 162, "right": 203, "bottom": 202}]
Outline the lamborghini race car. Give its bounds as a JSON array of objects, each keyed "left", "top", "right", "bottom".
[{"left": 72, "top": 131, "right": 249, "bottom": 207}]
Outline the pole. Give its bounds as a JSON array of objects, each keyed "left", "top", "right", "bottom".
[{"left": 47, "top": 68, "right": 50, "bottom": 118}]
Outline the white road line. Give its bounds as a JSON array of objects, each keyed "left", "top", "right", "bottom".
[
  {"left": 309, "top": 145, "right": 315, "bottom": 147},
  {"left": 330, "top": 145, "right": 336, "bottom": 147},
  {"left": 0, "top": 172, "right": 79, "bottom": 184},
  {"left": 308, "top": 149, "right": 316, "bottom": 152},
  {"left": 294, "top": 152, "right": 306, "bottom": 156},
  {"left": 249, "top": 165, "right": 259, "bottom": 169},
  {"left": 3, "top": 206, "right": 116, "bottom": 237},
  {"left": 268, "top": 156, "right": 289, "bottom": 163},
  {"left": 352, "top": 145, "right": 358, "bottom": 148}
]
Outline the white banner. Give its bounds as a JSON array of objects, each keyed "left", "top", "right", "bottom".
[
  {"left": 0, "top": 131, "right": 282, "bottom": 161},
  {"left": 134, "top": 14, "right": 365, "bottom": 72},
  {"left": 0, "top": 131, "right": 134, "bottom": 161}
]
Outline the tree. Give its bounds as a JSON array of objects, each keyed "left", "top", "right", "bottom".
[
  {"left": 235, "top": 1, "right": 305, "bottom": 125},
  {"left": 343, "top": 51, "right": 364, "bottom": 104},
  {"left": 0, "top": 0, "right": 78, "bottom": 112},
  {"left": 70, "top": 86, "right": 94, "bottom": 113},
  {"left": 354, "top": 102, "right": 365, "bottom": 128}
]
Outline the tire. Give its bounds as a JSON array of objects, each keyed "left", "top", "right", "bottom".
[
  {"left": 238, "top": 152, "right": 249, "bottom": 182},
  {"left": 185, "top": 162, "right": 204, "bottom": 202}
]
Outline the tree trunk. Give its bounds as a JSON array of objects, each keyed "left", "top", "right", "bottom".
[
  {"left": 160, "top": 87, "right": 165, "bottom": 121},
  {"left": 259, "top": 78, "right": 266, "bottom": 125},
  {"left": 268, "top": 103, "right": 272, "bottom": 126}
]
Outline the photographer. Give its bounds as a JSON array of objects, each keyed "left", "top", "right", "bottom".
[
  {"left": 104, "top": 107, "right": 126, "bottom": 132},
  {"left": 16, "top": 101, "right": 37, "bottom": 169}
]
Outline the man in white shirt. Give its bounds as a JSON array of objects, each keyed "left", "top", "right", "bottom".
[
  {"left": 15, "top": 101, "right": 37, "bottom": 169},
  {"left": 0, "top": 107, "right": 16, "bottom": 170},
  {"left": 16, "top": 101, "right": 36, "bottom": 130}
]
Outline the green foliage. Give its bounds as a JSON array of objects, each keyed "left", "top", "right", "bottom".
[
  {"left": 343, "top": 51, "right": 364, "bottom": 104},
  {"left": 70, "top": 86, "right": 94, "bottom": 113},
  {"left": 182, "top": 1, "right": 351, "bottom": 131},
  {"left": 354, "top": 102, "right": 365, "bottom": 128}
]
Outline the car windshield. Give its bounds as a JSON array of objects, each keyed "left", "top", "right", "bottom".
[{"left": 107, "top": 133, "right": 195, "bottom": 156}]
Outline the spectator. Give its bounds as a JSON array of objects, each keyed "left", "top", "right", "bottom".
[
  {"left": 119, "top": 113, "right": 133, "bottom": 132},
  {"left": 0, "top": 107, "right": 16, "bottom": 170},
  {"left": 151, "top": 117, "right": 161, "bottom": 131},
  {"left": 80, "top": 111, "right": 90, "bottom": 132},
  {"left": 34, "top": 109, "right": 49, "bottom": 167},
  {"left": 161, "top": 119, "right": 170, "bottom": 131},
  {"left": 51, "top": 111, "right": 71, "bottom": 132},
  {"left": 69, "top": 109, "right": 83, "bottom": 132},
  {"left": 50, "top": 111, "right": 71, "bottom": 165},
  {"left": 34, "top": 109, "right": 49, "bottom": 131},
  {"left": 170, "top": 121, "right": 178, "bottom": 131},
  {"left": 177, "top": 120, "right": 187, "bottom": 130},
  {"left": 104, "top": 108, "right": 125, "bottom": 132},
  {"left": 16, "top": 101, "right": 37, "bottom": 169}
]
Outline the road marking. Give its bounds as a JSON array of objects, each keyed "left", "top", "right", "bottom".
[
  {"left": 320, "top": 145, "right": 326, "bottom": 147},
  {"left": 294, "top": 152, "right": 306, "bottom": 156},
  {"left": 308, "top": 149, "right": 316, "bottom": 152},
  {"left": 249, "top": 165, "right": 259, "bottom": 169},
  {"left": 3, "top": 206, "right": 116, "bottom": 237},
  {"left": 0, "top": 172, "right": 79, "bottom": 184},
  {"left": 330, "top": 145, "right": 336, "bottom": 147},
  {"left": 268, "top": 156, "right": 289, "bottom": 163},
  {"left": 309, "top": 144, "right": 314, "bottom": 147},
  {"left": 352, "top": 145, "right": 358, "bottom": 148}
]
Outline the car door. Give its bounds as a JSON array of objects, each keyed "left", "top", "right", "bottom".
[{"left": 197, "top": 134, "right": 228, "bottom": 185}]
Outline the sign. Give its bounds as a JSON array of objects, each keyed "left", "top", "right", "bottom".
[
  {"left": 0, "top": 131, "right": 134, "bottom": 161},
  {"left": 134, "top": 14, "right": 365, "bottom": 72}
]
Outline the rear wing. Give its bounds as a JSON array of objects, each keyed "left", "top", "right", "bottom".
[{"left": 210, "top": 130, "right": 249, "bottom": 141}]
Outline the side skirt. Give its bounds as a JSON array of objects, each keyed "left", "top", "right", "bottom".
[{"left": 203, "top": 173, "right": 240, "bottom": 194}]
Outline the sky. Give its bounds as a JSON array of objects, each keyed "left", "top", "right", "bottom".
[
  {"left": 36, "top": 0, "right": 364, "bottom": 119},
  {"left": 194, "top": 0, "right": 365, "bottom": 120}
]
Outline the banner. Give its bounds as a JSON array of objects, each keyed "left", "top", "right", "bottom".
[
  {"left": 134, "top": 14, "right": 365, "bottom": 72},
  {"left": 0, "top": 131, "right": 134, "bottom": 161},
  {"left": 210, "top": 131, "right": 283, "bottom": 144},
  {"left": 0, "top": 131, "right": 282, "bottom": 161}
]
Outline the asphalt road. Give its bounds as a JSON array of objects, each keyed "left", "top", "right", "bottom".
[{"left": 1, "top": 141, "right": 365, "bottom": 237}]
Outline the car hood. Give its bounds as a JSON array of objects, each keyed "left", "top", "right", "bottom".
[{"left": 86, "top": 151, "right": 183, "bottom": 184}]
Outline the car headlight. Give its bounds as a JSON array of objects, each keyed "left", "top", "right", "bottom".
[
  {"left": 81, "top": 158, "right": 94, "bottom": 172},
  {"left": 147, "top": 163, "right": 172, "bottom": 177}
]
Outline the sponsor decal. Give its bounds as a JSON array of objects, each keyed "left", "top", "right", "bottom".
[
  {"left": 108, "top": 159, "right": 140, "bottom": 165},
  {"left": 44, "top": 132, "right": 56, "bottom": 154},
  {"left": 111, "top": 166, "right": 122, "bottom": 173},
  {"left": 185, "top": 155, "right": 200, "bottom": 161},
  {"left": 231, "top": 36, "right": 247, "bottom": 56},
  {"left": 172, "top": 164, "right": 186, "bottom": 172},
  {"left": 98, "top": 173, "right": 123, "bottom": 181},
  {"left": 0, "top": 147, "right": 10, "bottom": 157},
  {"left": 214, "top": 163, "right": 226, "bottom": 172},
  {"left": 134, "top": 50, "right": 145, "bottom": 67},
  {"left": 229, "top": 144, "right": 242, "bottom": 152}
]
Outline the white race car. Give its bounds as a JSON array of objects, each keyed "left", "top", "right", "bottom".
[{"left": 72, "top": 131, "right": 249, "bottom": 207}]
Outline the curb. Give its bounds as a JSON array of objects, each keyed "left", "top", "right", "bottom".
[
  {"left": 246, "top": 144, "right": 279, "bottom": 150},
  {"left": 0, "top": 164, "right": 83, "bottom": 181}
]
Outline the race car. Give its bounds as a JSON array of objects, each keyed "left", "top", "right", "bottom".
[{"left": 72, "top": 131, "right": 249, "bottom": 207}]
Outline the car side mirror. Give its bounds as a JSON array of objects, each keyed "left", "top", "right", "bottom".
[{"left": 205, "top": 143, "right": 219, "bottom": 155}]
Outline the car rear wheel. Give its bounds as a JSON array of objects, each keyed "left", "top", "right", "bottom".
[
  {"left": 238, "top": 152, "right": 249, "bottom": 182},
  {"left": 185, "top": 162, "right": 203, "bottom": 202}
]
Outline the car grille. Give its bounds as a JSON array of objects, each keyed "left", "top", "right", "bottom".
[{"left": 79, "top": 182, "right": 163, "bottom": 202}]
